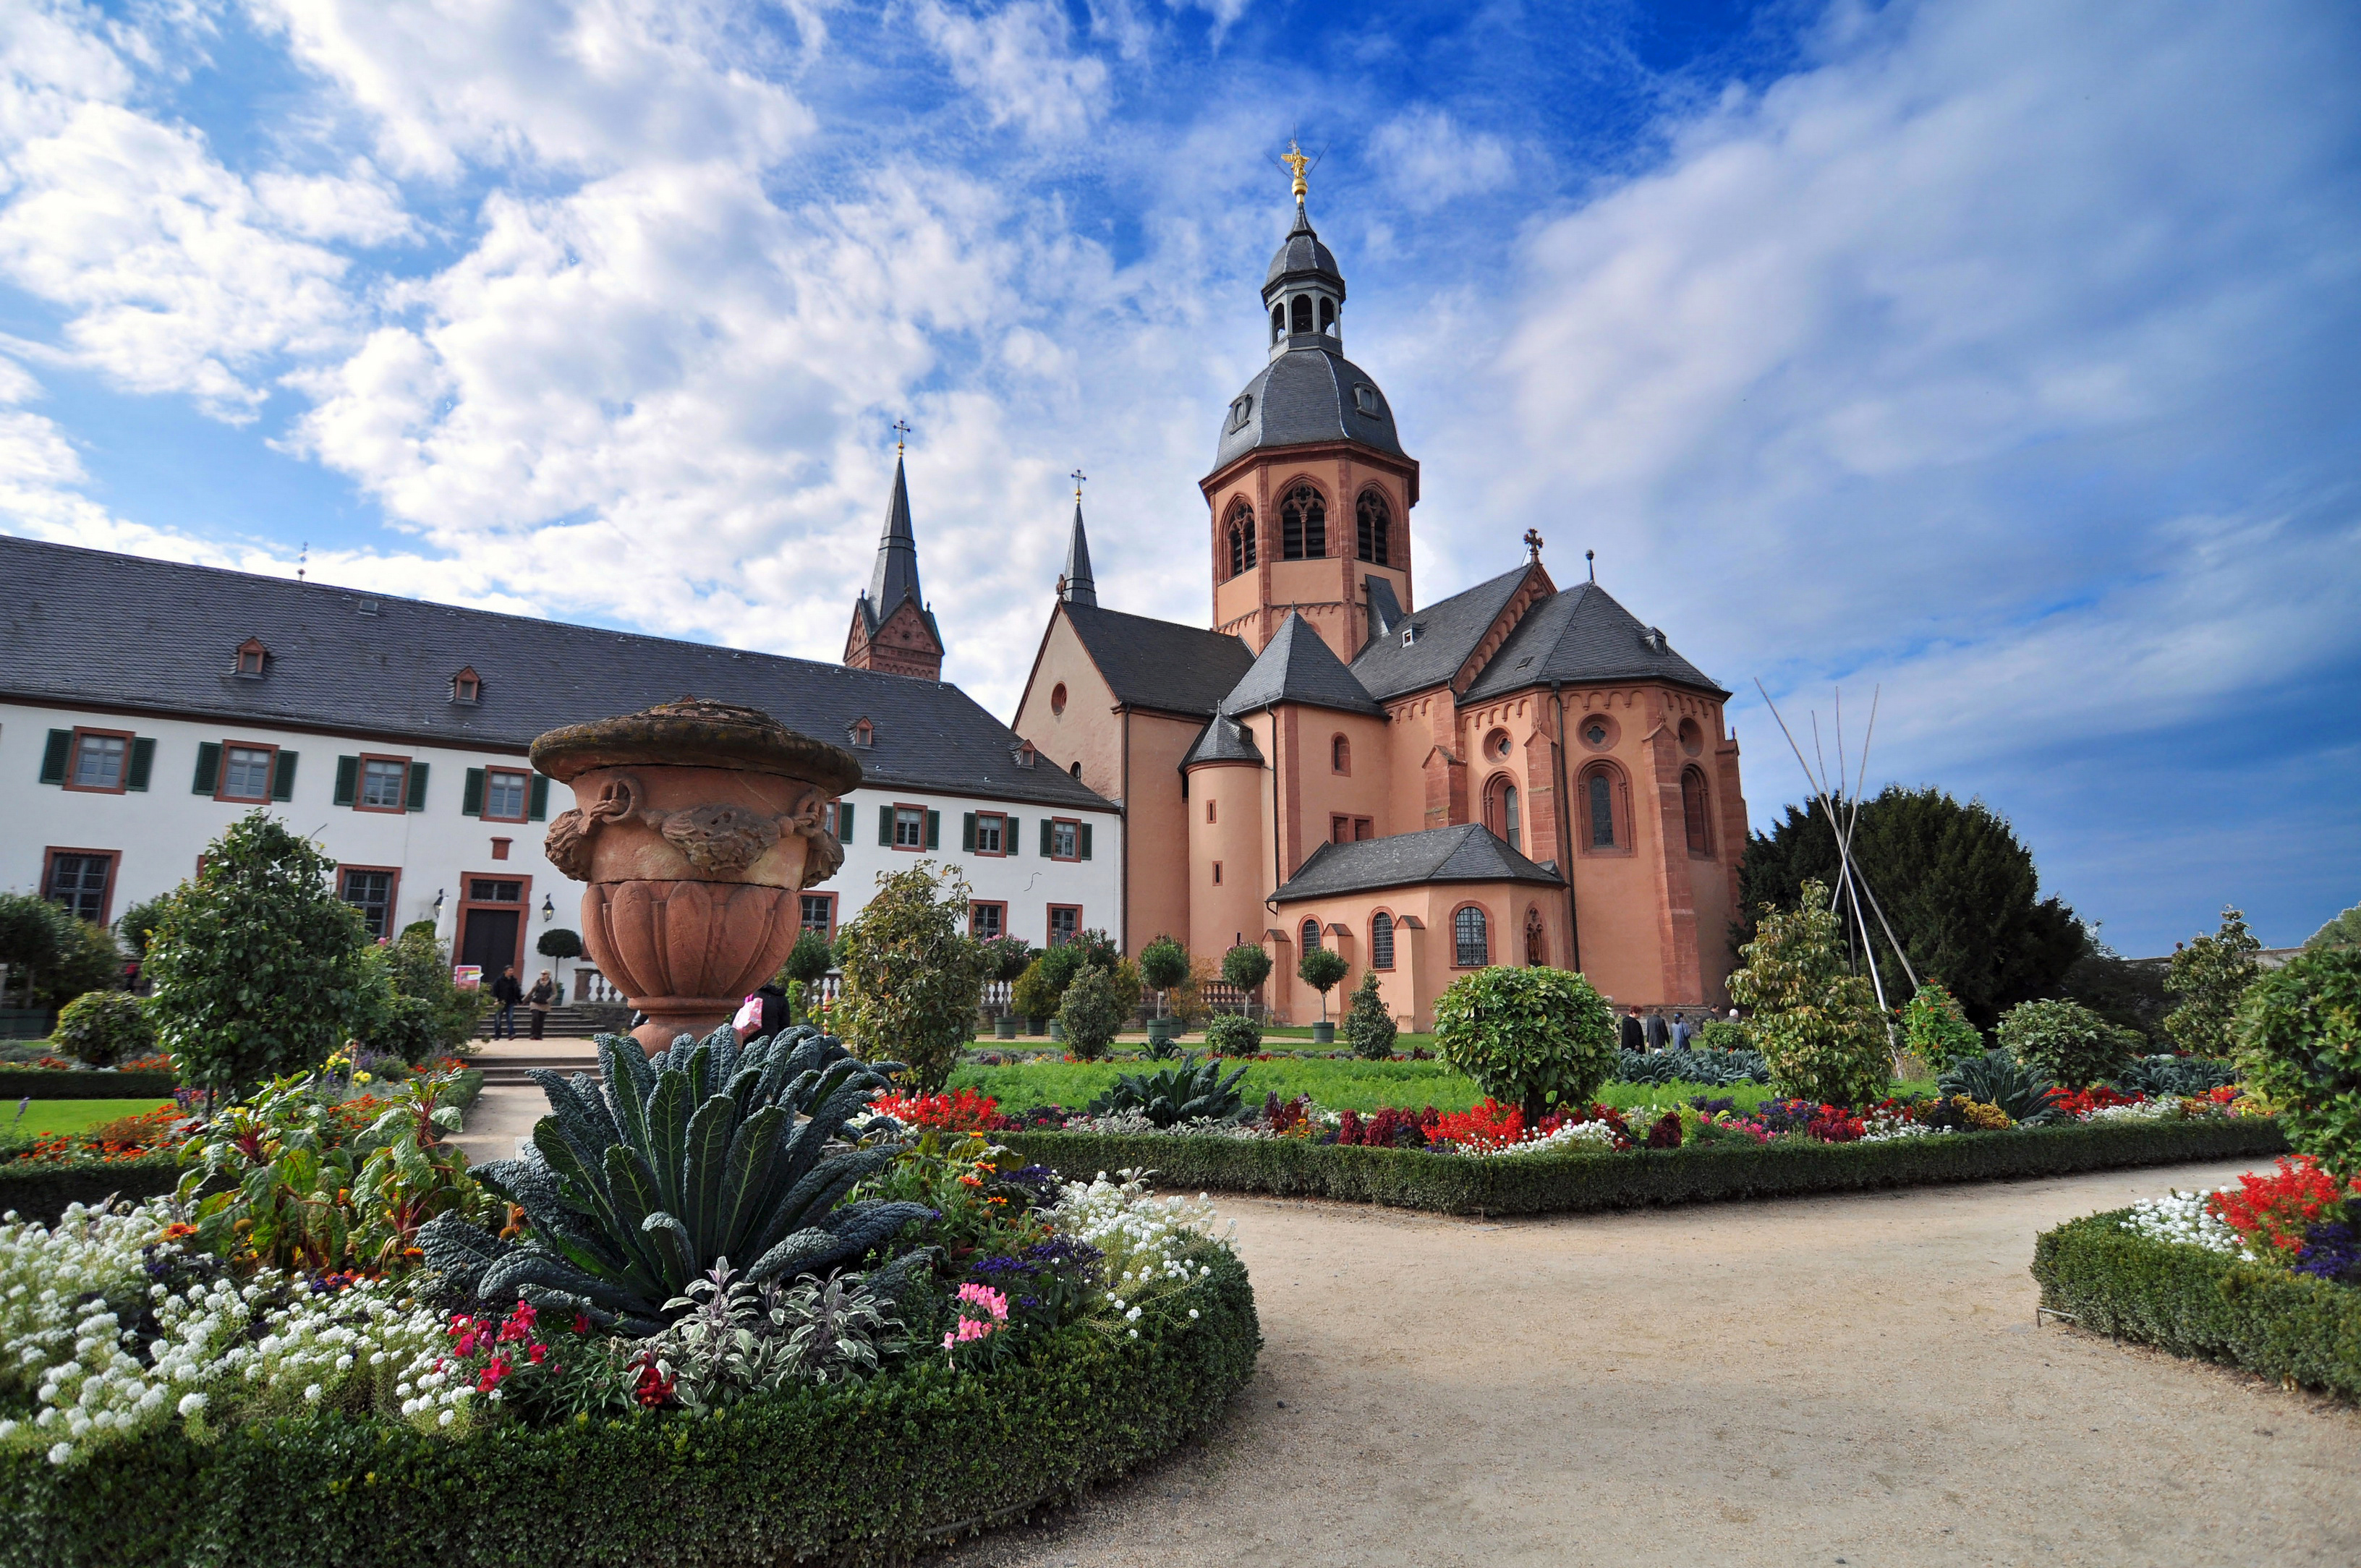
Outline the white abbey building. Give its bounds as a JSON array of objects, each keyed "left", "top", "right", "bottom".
[{"left": 1, "top": 533, "right": 1120, "bottom": 1003}]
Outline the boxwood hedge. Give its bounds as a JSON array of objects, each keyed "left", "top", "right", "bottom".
[
  {"left": 995, "top": 1117, "right": 2289, "bottom": 1217},
  {"left": 0, "top": 1068, "right": 177, "bottom": 1101},
  {"left": 1, "top": 1244, "right": 1259, "bottom": 1568},
  {"left": 2033, "top": 1212, "right": 2361, "bottom": 1399}
]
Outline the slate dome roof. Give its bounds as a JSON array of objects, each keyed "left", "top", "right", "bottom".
[
  {"left": 1215, "top": 346, "right": 1403, "bottom": 470},
  {"left": 1263, "top": 209, "right": 1342, "bottom": 299}
]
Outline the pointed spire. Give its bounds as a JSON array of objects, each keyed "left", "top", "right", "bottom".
[
  {"left": 1060, "top": 496, "right": 1097, "bottom": 607},
  {"left": 866, "top": 453, "right": 922, "bottom": 621}
]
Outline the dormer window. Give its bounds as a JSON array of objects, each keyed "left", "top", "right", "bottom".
[
  {"left": 1401, "top": 624, "right": 1420, "bottom": 647},
  {"left": 232, "top": 638, "right": 268, "bottom": 678},
  {"left": 450, "top": 667, "right": 482, "bottom": 705},
  {"left": 1013, "top": 739, "right": 1037, "bottom": 768},
  {"left": 1227, "top": 394, "right": 1254, "bottom": 433},
  {"left": 1353, "top": 383, "right": 1380, "bottom": 417},
  {"left": 1641, "top": 627, "right": 1667, "bottom": 653},
  {"left": 849, "top": 718, "right": 875, "bottom": 749}
]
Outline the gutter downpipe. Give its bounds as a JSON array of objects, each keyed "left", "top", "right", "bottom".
[
  {"left": 1552, "top": 681, "right": 1582, "bottom": 973},
  {"left": 1118, "top": 707, "right": 1131, "bottom": 954},
  {"left": 1265, "top": 702, "right": 1283, "bottom": 922}
]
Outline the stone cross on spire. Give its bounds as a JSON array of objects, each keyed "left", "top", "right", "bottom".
[{"left": 1524, "top": 528, "right": 1544, "bottom": 561}]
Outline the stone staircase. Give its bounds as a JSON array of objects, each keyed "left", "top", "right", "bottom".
[
  {"left": 467, "top": 1047, "right": 604, "bottom": 1089},
  {"left": 469, "top": 1002, "right": 626, "bottom": 1040}
]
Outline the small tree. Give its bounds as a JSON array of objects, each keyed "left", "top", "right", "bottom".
[
  {"left": 780, "top": 929, "right": 835, "bottom": 987},
  {"left": 1997, "top": 997, "right": 2133, "bottom": 1088},
  {"left": 1221, "top": 941, "right": 1273, "bottom": 1002},
  {"left": 145, "top": 812, "right": 378, "bottom": 1094},
  {"left": 0, "top": 892, "right": 62, "bottom": 1007},
  {"left": 2163, "top": 907, "right": 2262, "bottom": 1057},
  {"left": 43, "top": 915, "right": 124, "bottom": 1005},
  {"left": 1901, "top": 979, "right": 1984, "bottom": 1073},
  {"left": 1139, "top": 935, "right": 1190, "bottom": 1019},
  {"left": 1058, "top": 964, "right": 1127, "bottom": 1062},
  {"left": 1342, "top": 970, "right": 1397, "bottom": 1061},
  {"left": 373, "top": 926, "right": 480, "bottom": 1062},
  {"left": 1298, "top": 947, "right": 1349, "bottom": 1025},
  {"left": 832, "top": 861, "right": 987, "bottom": 1093},
  {"left": 2237, "top": 946, "right": 2361, "bottom": 1179},
  {"left": 1728, "top": 879, "right": 1890, "bottom": 1107},
  {"left": 537, "top": 927, "right": 584, "bottom": 967},
  {"left": 116, "top": 894, "right": 174, "bottom": 960},
  {"left": 52, "top": 990, "right": 154, "bottom": 1068},
  {"left": 1434, "top": 964, "right": 1617, "bottom": 1125},
  {"left": 2306, "top": 903, "right": 2360, "bottom": 952}
]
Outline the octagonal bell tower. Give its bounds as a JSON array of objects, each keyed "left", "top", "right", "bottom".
[{"left": 1201, "top": 153, "right": 1418, "bottom": 663}]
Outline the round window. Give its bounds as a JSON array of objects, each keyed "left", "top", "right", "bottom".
[
  {"left": 1487, "top": 730, "right": 1513, "bottom": 760},
  {"left": 1050, "top": 683, "right": 1067, "bottom": 716},
  {"left": 1678, "top": 717, "right": 1704, "bottom": 757},
  {"left": 1581, "top": 715, "right": 1617, "bottom": 750}
]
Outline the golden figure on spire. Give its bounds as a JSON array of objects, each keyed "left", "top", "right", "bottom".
[{"left": 1282, "top": 138, "right": 1310, "bottom": 205}]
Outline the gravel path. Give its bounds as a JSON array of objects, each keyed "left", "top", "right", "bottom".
[{"left": 938, "top": 1162, "right": 2361, "bottom": 1568}]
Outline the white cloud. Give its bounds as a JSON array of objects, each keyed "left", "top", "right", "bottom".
[
  {"left": 1369, "top": 106, "right": 1512, "bottom": 211},
  {"left": 915, "top": 0, "right": 1111, "bottom": 142}
]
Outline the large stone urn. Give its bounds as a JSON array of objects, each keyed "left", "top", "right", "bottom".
[{"left": 531, "top": 698, "right": 861, "bottom": 1055}]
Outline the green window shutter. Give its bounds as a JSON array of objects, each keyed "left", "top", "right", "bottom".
[
  {"left": 1079, "top": 822, "right": 1093, "bottom": 861},
  {"left": 406, "top": 762, "right": 429, "bottom": 811},
  {"left": 1005, "top": 817, "right": 1018, "bottom": 855},
  {"left": 192, "top": 742, "right": 221, "bottom": 795},
  {"left": 271, "top": 751, "right": 298, "bottom": 801},
  {"left": 962, "top": 812, "right": 977, "bottom": 851},
  {"left": 1039, "top": 819, "right": 1053, "bottom": 857},
  {"left": 925, "top": 810, "right": 940, "bottom": 850},
  {"left": 877, "top": 804, "right": 893, "bottom": 845},
  {"left": 333, "top": 755, "right": 359, "bottom": 806},
  {"left": 836, "top": 802, "right": 854, "bottom": 839},
  {"left": 38, "top": 730, "right": 72, "bottom": 784},
  {"left": 529, "top": 773, "right": 550, "bottom": 822},
  {"left": 462, "top": 767, "right": 485, "bottom": 817},
  {"left": 126, "top": 738, "right": 156, "bottom": 792}
]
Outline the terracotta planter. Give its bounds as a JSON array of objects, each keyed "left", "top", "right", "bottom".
[{"left": 532, "top": 699, "right": 861, "bottom": 1055}]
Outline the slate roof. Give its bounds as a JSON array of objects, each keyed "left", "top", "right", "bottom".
[
  {"left": 0, "top": 535, "right": 1112, "bottom": 812},
  {"left": 1060, "top": 602, "right": 1256, "bottom": 717},
  {"left": 1217, "top": 612, "right": 1383, "bottom": 717},
  {"left": 1214, "top": 346, "right": 1405, "bottom": 472},
  {"left": 1263, "top": 205, "right": 1343, "bottom": 298},
  {"left": 1272, "top": 823, "right": 1564, "bottom": 903},
  {"left": 854, "top": 456, "right": 942, "bottom": 649},
  {"left": 1346, "top": 563, "right": 1533, "bottom": 702},
  {"left": 1179, "top": 712, "right": 1263, "bottom": 768},
  {"left": 1461, "top": 581, "right": 1726, "bottom": 702},
  {"left": 1059, "top": 501, "right": 1096, "bottom": 607}
]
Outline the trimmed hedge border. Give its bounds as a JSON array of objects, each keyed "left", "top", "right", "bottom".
[
  {"left": 0, "top": 1245, "right": 1261, "bottom": 1568},
  {"left": 0, "top": 1068, "right": 176, "bottom": 1100},
  {"left": 2033, "top": 1213, "right": 2361, "bottom": 1399},
  {"left": 0, "top": 1069, "right": 485, "bottom": 1225},
  {"left": 995, "top": 1117, "right": 2290, "bottom": 1217}
]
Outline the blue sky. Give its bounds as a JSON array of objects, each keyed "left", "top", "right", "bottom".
[{"left": 1, "top": 0, "right": 2354, "bottom": 954}]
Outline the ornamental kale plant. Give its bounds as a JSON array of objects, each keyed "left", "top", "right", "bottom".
[
  {"left": 422, "top": 1026, "right": 933, "bottom": 1336},
  {"left": 1936, "top": 1050, "right": 2060, "bottom": 1125},
  {"left": 1086, "top": 1054, "right": 1251, "bottom": 1128},
  {"left": 1433, "top": 964, "right": 1618, "bottom": 1125}
]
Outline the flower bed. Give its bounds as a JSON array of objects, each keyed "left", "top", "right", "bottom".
[
  {"left": 995, "top": 1115, "right": 2288, "bottom": 1217},
  {"left": 2033, "top": 1162, "right": 2361, "bottom": 1401}
]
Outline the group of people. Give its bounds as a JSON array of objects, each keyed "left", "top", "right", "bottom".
[
  {"left": 484, "top": 965, "right": 558, "bottom": 1040},
  {"left": 1620, "top": 1004, "right": 1737, "bottom": 1053}
]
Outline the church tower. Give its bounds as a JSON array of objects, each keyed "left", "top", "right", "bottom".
[
  {"left": 1201, "top": 153, "right": 1418, "bottom": 665},
  {"left": 843, "top": 449, "right": 946, "bottom": 680}
]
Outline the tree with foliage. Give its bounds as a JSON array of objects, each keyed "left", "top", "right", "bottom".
[
  {"left": 370, "top": 926, "right": 480, "bottom": 1062},
  {"left": 1139, "top": 935, "right": 1190, "bottom": 1019},
  {"left": 536, "top": 927, "right": 584, "bottom": 966},
  {"left": 1735, "top": 786, "right": 2084, "bottom": 1028},
  {"left": 1058, "top": 963, "right": 1126, "bottom": 1061},
  {"left": 2237, "top": 946, "right": 2361, "bottom": 1179},
  {"left": 1298, "top": 946, "right": 1349, "bottom": 1025},
  {"left": 116, "top": 893, "right": 174, "bottom": 959},
  {"left": 2305, "top": 902, "right": 2360, "bottom": 952},
  {"left": 1434, "top": 965, "right": 1617, "bottom": 1126},
  {"left": 832, "top": 861, "right": 987, "bottom": 1093},
  {"left": 43, "top": 916, "right": 124, "bottom": 1006},
  {"left": 145, "top": 812, "right": 378, "bottom": 1094},
  {"left": 1342, "top": 971, "right": 1397, "bottom": 1061},
  {"left": 2163, "top": 907, "right": 2262, "bottom": 1057},
  {"left": 780, "top": 928, "right": 835, "bottom": 987},
  {"left": 977, "top": 934, "right": 1036, "bottom": 984},
  {"left": 1728, "top": 879, "right": 1891, "bottom": 1107},
  {"left": 0, "top": 892, "right": 61, "bottom": 1007},
  {"left": 0, "top": 895, "right": 119, "bottom": 1007},
  {"left": 1900, "top": 979, "right": 1984, "bottom": 1073},
  {"left": 52, "top": 990, "right": 154, "bottom": 1068},
  {"left": 1996, "top": 997, "right": 2134, "bottom": 1088},
  {"left": 1221, "top": 942, "right": 1273, "bottom": 997}
]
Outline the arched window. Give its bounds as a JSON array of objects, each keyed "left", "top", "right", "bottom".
[
  {"left": 1356, "top": 492, "right": 1391, "bottom": 566},
  {"left": 1682, "top": 767, "right": 1714, "bottom": 856},
  {"left": 1453, "top": 906, "right": 1489, "bottom": 968},
  {"left": 1331, "top": 735, "right": 1350, "bottom": 774},
  {"left": 1226, "top": 500, "right": 1257, "bottom": 577},
  {"left": 1484, "top": 775, "right": 1520, "bottom": 852},
  {"left": 1301, "top": 918, "right": 1322, "bottom": 953},
  {"left": 1371, "top": 912, "right": 1395, "bottom": 970},
  {"left": 1525, "top": 907, "right": 1547, "bottom": 966},
  {"left": 1281, "top": 484, "right": 1326, "bottom": 560},
  {"left": 1290, "top": 295, "right": 1313, "bottom": 333},
  {"left": 1270, "top": 304, "right": 1285, "bottom": 344},
  {"left": 1318, "top": 297, "right": 1335, "bottom": 333},
  {"left": 1583, "top": 765, "right": 1628, "bottom": 851}
]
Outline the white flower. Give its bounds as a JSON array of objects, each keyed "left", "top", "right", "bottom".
[
  {"left": 47, "top": 1441, "right": 70, "bottom": 1465},
  {"left": 438, "top": 1408, "right": 455, "bottom": 1427},
  {"left": 177, "top": 1392, "right": 205, "bottom": 1418},
  {"left": 1188, "top": 1309, "right": 1199, "bottom": 1320}
]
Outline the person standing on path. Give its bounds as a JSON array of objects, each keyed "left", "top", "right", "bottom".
[
  {"left": 1620, "top": 1006, "right": 1646, "bottom": 1054},
  {"left": 525, "top": 972, "right": 555, "bottom": 1041},
  {"left": 489, "top": 965, "right": 522, "bottom": 1040},
  {"left": 1669, "top": 1011, "right": 1690, "bottom": 1051},
  {"left": 1643, "top": 1010, "right": 1670, "bottom": 1052}
]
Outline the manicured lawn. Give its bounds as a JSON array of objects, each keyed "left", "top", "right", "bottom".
[{"left": 0, "top": 1098, "right": 177, "bottom": 1136}]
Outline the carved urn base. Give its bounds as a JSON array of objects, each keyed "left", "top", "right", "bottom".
[{"left": 579, "top": 878, "right": 804, "bottom": 1054}]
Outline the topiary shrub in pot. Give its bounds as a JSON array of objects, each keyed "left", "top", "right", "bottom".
[
  {"left": 1343, "top": 970, "right": 1397, "bottom": 1060},
  {"left": 1997, "top": 997, "right": 2135, "bottom": 1088},
  {"left": 1220, "top": 941, "right": 1273, "bottom": 1002},
  {"left": 1728, "top": 879, "right": 1891, "bottom": 1107},
  {"left": 1204, "top": 1011, "right": 1262, "bottom": 1057},
  {"left": 51, "top": 989, "right": 154, "bottom": 1068},
  {"left": 1139, "top": 934, "right": 1191, "bottom": 1055},
  {"left": 1058, "top": 964, "right": 1127, "bottom": 1062},
  {"left": 1432, "top": 964, "right": 1616, "bottom": 1126},
  {"left": 2237, "top": 943, "right": 2361, "bottom": 1179},
  {"left": 1298, "top": 947, "right": 1349, "bottom": 1042},
  {"left": 1902, "top": 979, "right": 1985, "bottom": 1073}
]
